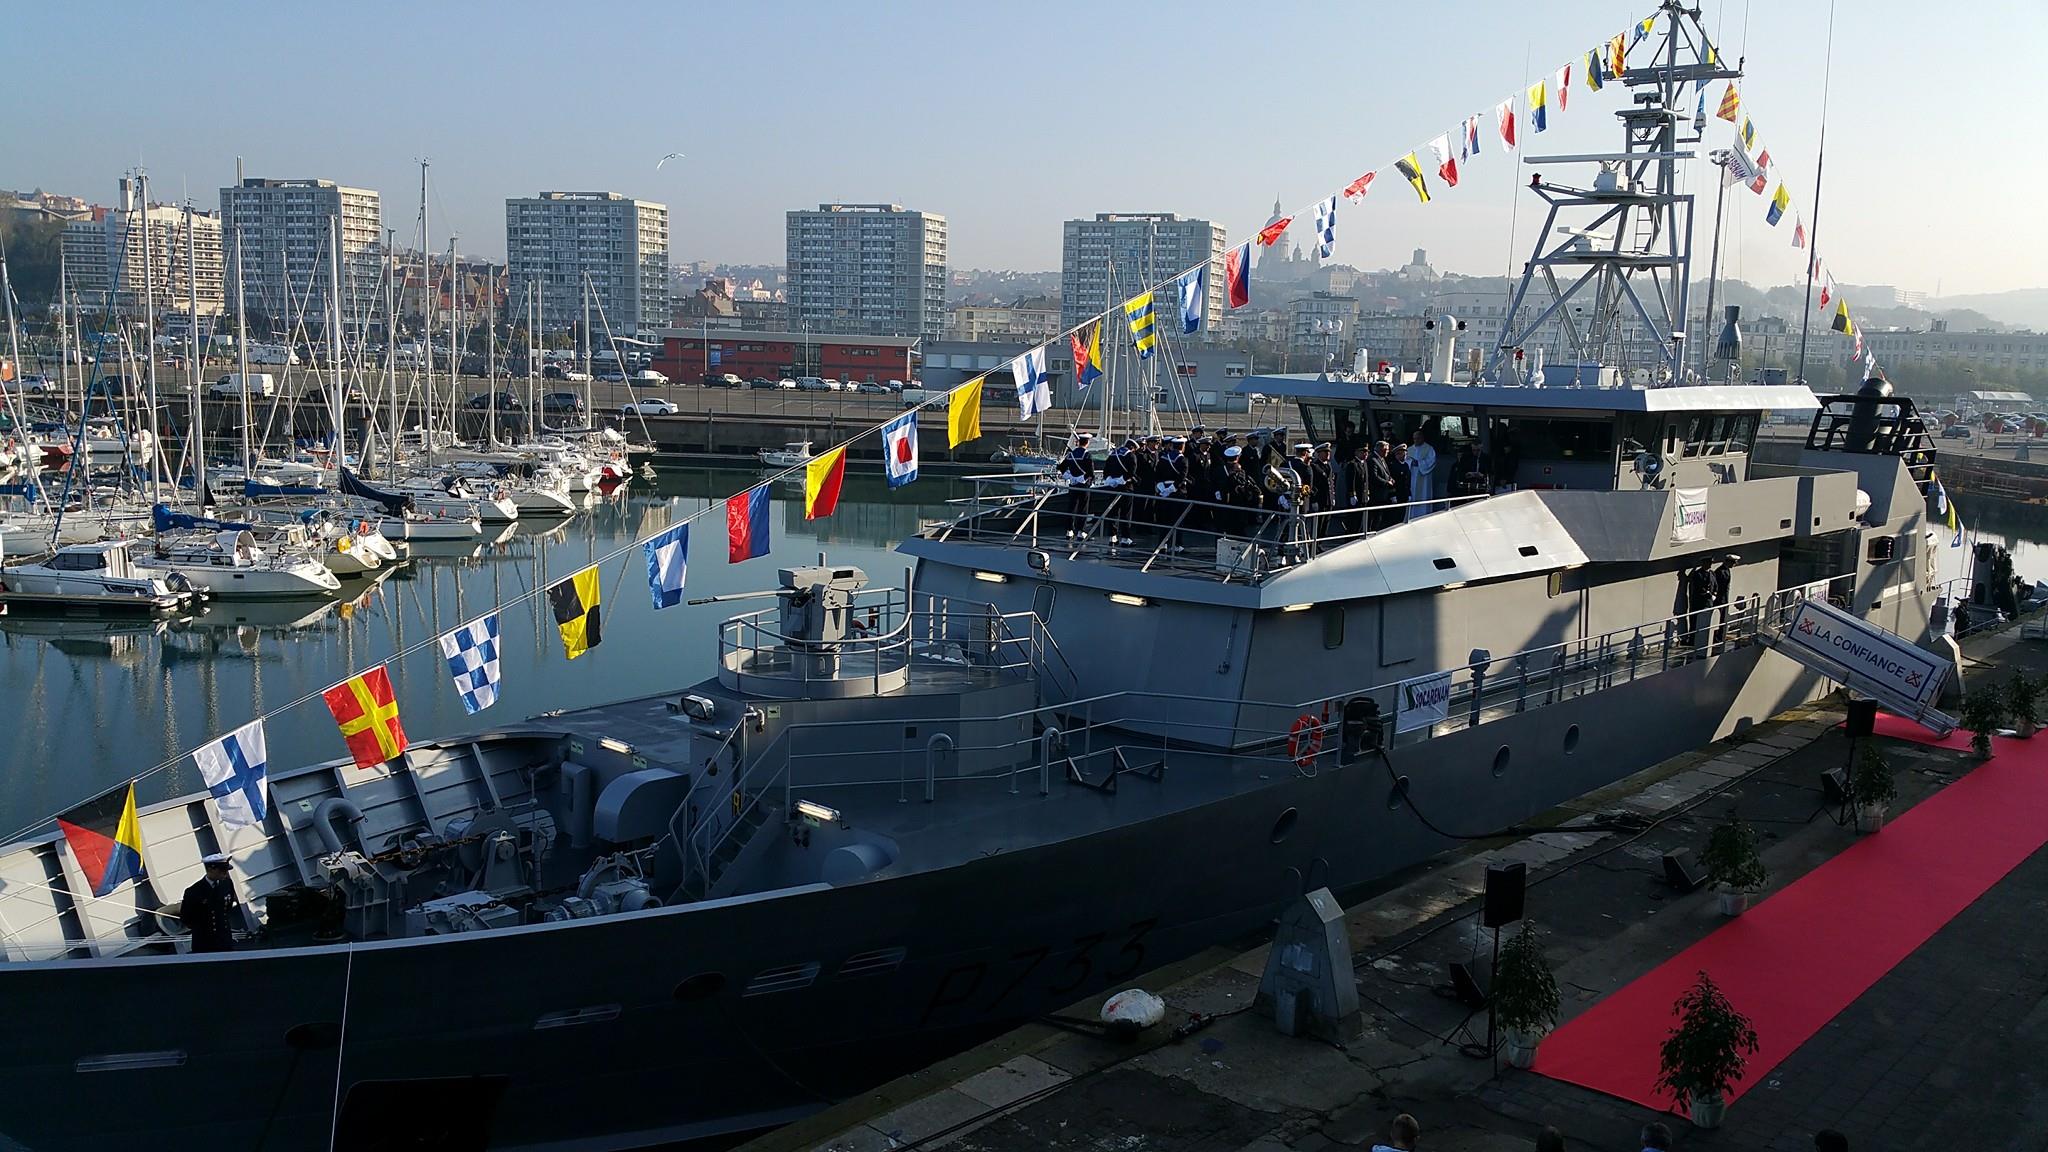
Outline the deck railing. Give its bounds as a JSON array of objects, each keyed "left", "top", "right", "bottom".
[
  {"left": 924, "top": 474, "right": 1489, "bottom": 583},
  {"left": 680, "top": 572, "right": 1867, "bottom": 897}
]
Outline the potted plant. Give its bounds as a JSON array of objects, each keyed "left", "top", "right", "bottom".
[
  {"left": 1700, "top": 817, "right": 1767, "bottom": 916},
  {"left": 1960, "top": 687, "right": 2007, "bottom": 758},
  {"left": 2007, "top": 671, "right": 2040, "bottom": 738},
  {"left": 1493, "top": 920, "right": 1560, "bottom": 1069},
  {"left": 1654, "top": 970, "right": 1760, "bottom": 1129},
  {"left": 1851, "top": 743, "right": 1897, "bottom": 832}
]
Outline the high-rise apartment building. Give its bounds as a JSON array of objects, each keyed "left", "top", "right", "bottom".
[
  {"left": 1060, "top": 213, "right": 1225, "bottom": 337},
  {"left": 785, "top": 203, "right": 947, "bottom": 340},
  {"left": 58, "top": 178, "right": 224, "bottom": 319},
  {"left": 218, "top": 177, "right": 382, "bottom": 329},
  {"left": 505, "top": 192, "right": 669, "bottom": 337}
]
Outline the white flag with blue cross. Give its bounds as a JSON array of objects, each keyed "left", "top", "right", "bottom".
[{"left": 193, "top": 719, "right": 268, "bottom": 830}]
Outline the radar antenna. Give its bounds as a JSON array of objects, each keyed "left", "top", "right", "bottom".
[{"left": 1491, "top": 2, "right": 1740, "bottom": 387}]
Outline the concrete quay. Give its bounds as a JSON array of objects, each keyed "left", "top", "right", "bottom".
[{"left": 741, "top": 626, "right": 2048, "bottom": 1152}]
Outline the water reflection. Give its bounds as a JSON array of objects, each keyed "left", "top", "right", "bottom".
[{"left": 0, "top": 468, "right": 965, "bottom": 835}]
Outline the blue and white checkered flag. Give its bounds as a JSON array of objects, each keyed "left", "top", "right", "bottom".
[
  {"left": 438, "top": 612, "right": 502, "bottom": 714},
  {"left": 194, "top": 719, "right": 268, "bottom": 830},
  {"left": 1311, "top": 196, "right": 1336, "bottom": 260}
]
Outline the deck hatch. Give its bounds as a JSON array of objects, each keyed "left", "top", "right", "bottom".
[{"left": 745, "top": 961, "right": 823, "bottom": 996}]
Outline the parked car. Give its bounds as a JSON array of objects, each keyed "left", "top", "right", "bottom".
[
  {"left": 856, "top": 381, "right": 889, "bottom": 395},
  {"left": 795, "top": 376, "right": 830, "bottom": 392},
  {"left": 883, "top": 379, "right": 905, "bottom": 392},
  {"left": 541, "top": 392, "right": 586, "bottom": 415},
  {"left": 777, "top": 378, "right": 798, "bottom": 390},
  {"left": 210, "top": 373, "right": 277, "bottom": 398},
  {"left": 620, "top": 398, "right": 677, "bottom": 416},
  {"left": 821, "top": 378, "right": 846, "bottom": 392},
  {"left": 561, "top": 368, "right": 592, "bottom": 383},
  {"left": 1941, "top": 424, "right": 1973, "bottom": 439},
  {"left": 595, "top": 369, "right": 628, "bottom": 383},
  {"left": 632, "top": 369, "right": 669, "bottom": 386},
  {"left": 748, "top": 377, "right": 777, "bottom": 390},
  {"left": 6, "top": 373, "right": 56, "bottom": 395},
  {"left": 465, "top": 391, "right": 523, "bottom": 411}
]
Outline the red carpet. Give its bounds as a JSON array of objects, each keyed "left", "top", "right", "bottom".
[{"left": 1531, "top": 719, "right": 2048, "bottom": 1112}]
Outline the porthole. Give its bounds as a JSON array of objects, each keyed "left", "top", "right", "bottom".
[
  {"left": 1562, "top": 725, "right": 1580, "bottom": 754},
  {"left": 1270, "top": 807, "right": 1299, "bottom": 844},
  {"left": 1492, "top": 745, "right": 1512, "bottom": 777},
  {"left": 673, "top": 972, "right": 727, "bottom": 1002}
]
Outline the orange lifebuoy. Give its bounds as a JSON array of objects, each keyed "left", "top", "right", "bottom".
[{"left": 1288, "top": 714, "right": 1323, "bottom": 766}]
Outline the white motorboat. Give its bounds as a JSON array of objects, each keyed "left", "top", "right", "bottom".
[
  {"left": 82, "top": 421, "right": 154, "bottom": 464},
  {"left": 225, "top": 508, "right": 399, "bottom": 576},
  {"left": 394, "top": 476, "right": 520, "bottom": 524},
  {"left": 370, "top": 512, "right": 484, "bottom": 542},
  {"left": 0, "top": 539, "right": 199, "bottom": 614},
  {"left": 133, "top": 529, "right": 342, "bottom": 598},
  {"left": 505, "top": 465, "right": 578, "bottom": 516},
  {"left": 210, "top": 457, "right": 328, "bottom": 494},
  {"left": 758, "top": 441, "right": 813, "bottom": 468}
]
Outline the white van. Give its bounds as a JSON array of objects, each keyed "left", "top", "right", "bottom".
[{"left": 210, "top": 373, "right": 277, "bottom": 398}]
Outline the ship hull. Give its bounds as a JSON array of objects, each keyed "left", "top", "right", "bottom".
[{"left": 0, "top": 645, "right": 1819, "bottom": 1150}]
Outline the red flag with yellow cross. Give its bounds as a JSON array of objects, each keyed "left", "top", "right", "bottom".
[{"left": 322, "top": 665, "right": 409, "bottom": 769}]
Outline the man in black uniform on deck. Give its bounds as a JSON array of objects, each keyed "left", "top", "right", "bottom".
[
  {"left": 1222, "top": 445, "right": 1265, "bottom": 536},
  {"left": 181, "top": 852, "right": 240, "bottom": 953},
  {"left": 1059, "top": 432, "right": 1096, "bottom": 538}
]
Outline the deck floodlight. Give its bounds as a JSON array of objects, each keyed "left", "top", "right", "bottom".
[{"left": 792, "top": 800, "right": 840, "bottom": 826}]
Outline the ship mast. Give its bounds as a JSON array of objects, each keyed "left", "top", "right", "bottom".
[{"left": 1491, "top": 0, "right": 1738, "bottom": 386}]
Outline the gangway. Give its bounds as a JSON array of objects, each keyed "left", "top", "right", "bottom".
[{"left": 1759, "top": 596, "right": 1957, "bottom": 735}]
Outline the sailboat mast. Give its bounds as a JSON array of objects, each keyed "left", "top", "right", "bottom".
[
  {"left": 234, "top": 228, "right": 253, "bottom": 481},
  {"left": 536, "top": 278, "right": 544, "bottom": 438},
  {"left": 487, "top": 265, "right": 498, "bottom": 447},
  {"left": 382, "top": 226, "right": 397, "bottom": 477},
  {"left": 138, "top": 172, "right": 161, "bottom": 503},
  {"left": 330, "top": 215, "right": 346, "bottom": 473},
  {"left": 186, "top": 202, "right": 205, "bottom": 502},
  {"left": 420, "top": 160, "right": 433, "bottom": 467},
  {"left": 447, "top": 236, "right": 458, "bottom": 450}
]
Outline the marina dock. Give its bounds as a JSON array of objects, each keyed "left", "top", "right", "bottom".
[{"left": 746, "top": 620, "right": 2048, "bottom": 1152}]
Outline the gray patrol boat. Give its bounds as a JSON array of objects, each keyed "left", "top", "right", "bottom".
[{"left": 0, "top": 12, "right": 1957, "bottom": 1148}]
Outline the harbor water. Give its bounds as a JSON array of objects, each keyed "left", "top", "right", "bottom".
[{"left": 0, "top": 467, "right": 960, "bottom": 839}]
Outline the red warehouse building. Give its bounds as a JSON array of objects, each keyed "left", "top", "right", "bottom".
[{"left": 654, "top": 330, "right": 918, "bottom": 383}]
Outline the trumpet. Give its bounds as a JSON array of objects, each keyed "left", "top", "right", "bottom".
[{"left": 1264, "top": 464, "right": 1306, "bottom": 495}]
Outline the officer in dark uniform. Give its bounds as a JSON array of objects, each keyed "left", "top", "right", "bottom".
[
  {"left": 1101, "top": 438, "right": 1137, "bottom": 544},
  {"left": 1308, "top": 443, "right": 1339, "bottom": 539},
  {"left": 1059, "top": 432, "right": 1096, "bottom": 537},
  {"left": 181, "top": 853, "right": 240, "bottom": 953},
  {"left": 1222, "top": 445, "right": 1265, "bottom": 536},
  {"left": 1136, "top": 434, "right": 1164, "bottom": 531},
  {"left": 1158, "top": 435, "right": 1191, "bottom": 546}
]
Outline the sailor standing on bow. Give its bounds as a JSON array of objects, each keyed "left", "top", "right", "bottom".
[
  {"left": 1060, "top": 432, "right": 1096, "bottom": 538},
  {"left": 1101, "top": 438, "right": 1137, "bottom": 545}
]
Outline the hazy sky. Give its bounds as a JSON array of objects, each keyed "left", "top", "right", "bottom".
[{"left": 10, "top": 0, "right": 2041, "bottom": 296}]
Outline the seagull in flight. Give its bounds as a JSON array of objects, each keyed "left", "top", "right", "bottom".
[{"left": 656, "top": 152, "right": 685, "bottom": 170}]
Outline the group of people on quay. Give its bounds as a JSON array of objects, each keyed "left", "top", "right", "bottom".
[{"left": 1050, "top": 421, "right": 1503, "bottom": 551}]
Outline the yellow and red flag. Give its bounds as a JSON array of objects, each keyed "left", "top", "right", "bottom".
[
  {"left": 323, "top": 665, "right": 408, "bottom": 769},
  {"left": 804, "top": 444, "right": 847, "bottom": 520}
]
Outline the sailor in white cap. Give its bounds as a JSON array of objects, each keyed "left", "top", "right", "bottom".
[
  {"left": 1060, "top": 433, "right": 1097, "bottom": 537},
  {"left": 181, "top": 852, "right": 240, "bottom": 953},
  {"left": 1221, "top": 444, "right": 1264, "bottom": 534}
]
